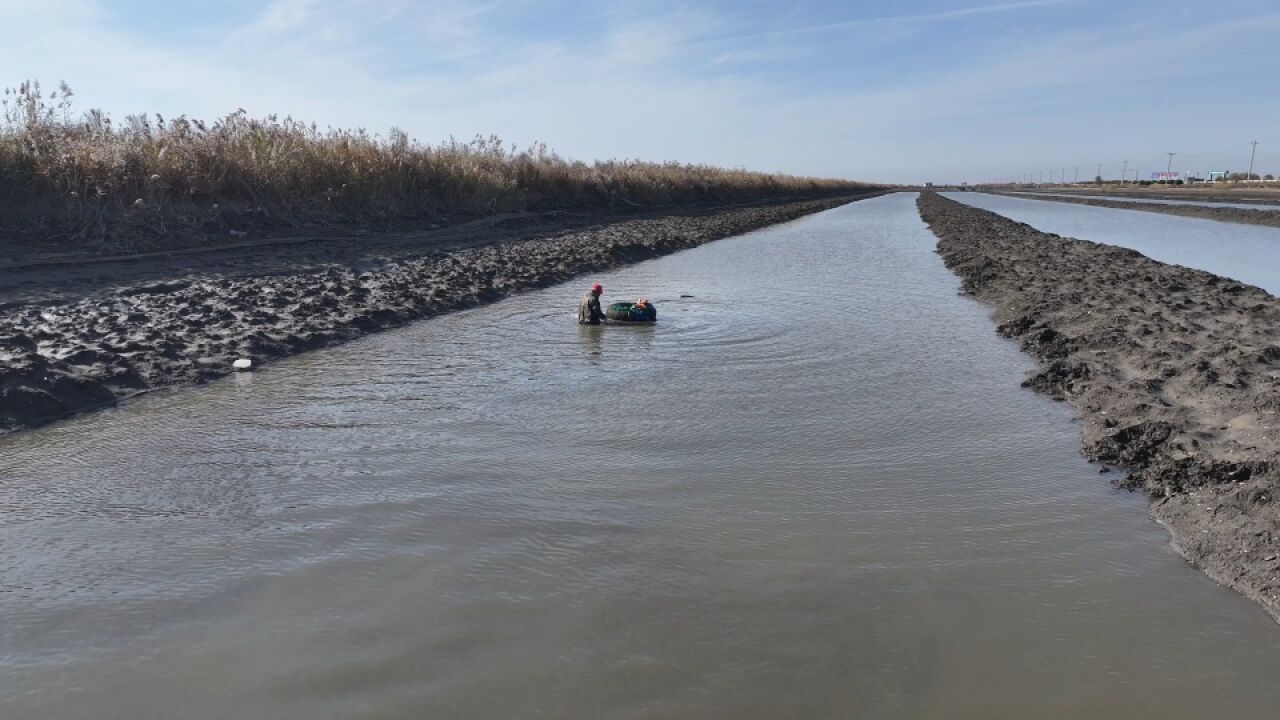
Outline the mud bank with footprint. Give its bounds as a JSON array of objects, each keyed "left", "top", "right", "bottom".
[{"left": 919, "top": 192, "right": 1280, "bottom": 621}]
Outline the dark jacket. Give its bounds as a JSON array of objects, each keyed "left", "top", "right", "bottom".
[{"left": 578, "top": 292, "right": 605, "bottom": 324}]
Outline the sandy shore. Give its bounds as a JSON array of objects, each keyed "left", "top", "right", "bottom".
[
  {"left": 918, "top": 192, "right": 1280, "bottom": 621},
  {"left": 0, "top": 195, "right": 869, "bottom": 434},
  {"left": 991, "top": 192, "right": 1280, "bottom": 229}
]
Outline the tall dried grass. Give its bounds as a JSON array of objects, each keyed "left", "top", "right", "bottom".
[{"left": 1, "top": 81, "right": 872, "bottom": 252}]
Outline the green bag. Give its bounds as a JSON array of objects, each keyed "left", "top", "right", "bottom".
[{"left": 606, "top": 302, "right": 657, "bottom": 322}]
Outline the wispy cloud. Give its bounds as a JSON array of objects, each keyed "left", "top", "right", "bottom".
[
  {"left": 247, "top": 0, "right": 316, "bottom": 34},
  {"left": 696, "top": 0, "right": 1080, "bottom": 45}
]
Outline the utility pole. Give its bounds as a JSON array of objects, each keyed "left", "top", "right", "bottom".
[
  {"left": 1248, "top": 140, "right": 1259, "bottom": 181},
  {"left": 1166, "top": 152, "right": 1176, "bottom": 178},
  {"left": 1074, "top": 166, "right": 1078, "bottom": 184},
  {"left": 1096, "top": 163, "right": 1102, "bottom": 181},
  {"left": 1061, "top": 167, "right": 1066, "bottom": 186},
  {"left": 1121, "top": 160, "right": 1128, "bottom": 185}
]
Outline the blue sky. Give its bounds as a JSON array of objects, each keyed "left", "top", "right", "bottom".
[{"left": 3, "top": 0, "right": 1279, "bottom": 183}]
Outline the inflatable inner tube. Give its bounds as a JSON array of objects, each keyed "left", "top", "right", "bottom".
[{"left": 606, "top": 302, "right": 657, "bottom": 322}]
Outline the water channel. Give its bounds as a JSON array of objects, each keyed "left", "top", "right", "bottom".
[
  {"left": 3, "top": 192, "right": 1279, "bottom": 719},
  {"left": 950, "top": 192, "right": 1280, "bottom": 295},
  {"left": 1010, "top": 191, "right": 1280, "bottom": 211}
]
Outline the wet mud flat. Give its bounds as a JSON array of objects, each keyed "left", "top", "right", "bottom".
[
  {"left": 0, "top": 195, "right": 861, "bottom": 434},
  {"left": 993, "top": 192, "right": 1280, "bottom": 229},
  {"left": 918, "top": 192, "right": 1280, "bottom": 621}
]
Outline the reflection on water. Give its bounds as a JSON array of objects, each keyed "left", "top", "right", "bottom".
[
  {"left": 950, "top": 192, "right": 1280, "bottom": 295},
  {"left": 3, "top": 193, "right": 1280, "bottom": 719}
]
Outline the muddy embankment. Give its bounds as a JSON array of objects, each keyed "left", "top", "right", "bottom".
[
  {"left": 0, "top": 195, "right": 873, "bottom": 435},
  {"left": 993, "top": 192, "right": 1280, "bottom": 229},
  {"left": 917, "top": 192, "right": 1280, "bottom": 621}
]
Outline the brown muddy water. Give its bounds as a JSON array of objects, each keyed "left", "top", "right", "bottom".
[{"left": 3, "top": 193, "right": 1279, "bottom": 719}]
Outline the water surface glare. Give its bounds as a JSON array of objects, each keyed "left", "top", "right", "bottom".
[
  {"left": 3, "top": 193, "right": 1280, "bottom": 719},
  {"left": 949, "top": 192, "right": 1280, "bottom": 295}
]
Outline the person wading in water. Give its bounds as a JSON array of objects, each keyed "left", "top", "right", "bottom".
[{"left": 578, "top": 283, "right": 606, "bottom": 325}]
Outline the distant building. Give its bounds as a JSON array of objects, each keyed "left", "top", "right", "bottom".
[{"left": 1208, "top": 171, "right": 1228, "bottom": 182}]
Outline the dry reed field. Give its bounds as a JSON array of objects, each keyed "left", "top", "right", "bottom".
[{"left": 1, "top": 81, "right": 872, "bottom": 254}]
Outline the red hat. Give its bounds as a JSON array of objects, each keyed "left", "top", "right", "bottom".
[{"left": 591, "top": 283, "right": 603, "bottom": 293}]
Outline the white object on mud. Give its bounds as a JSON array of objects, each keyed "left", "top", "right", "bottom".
[{"left": 233, "top": 358, "right": 253, "bottom": 371}]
